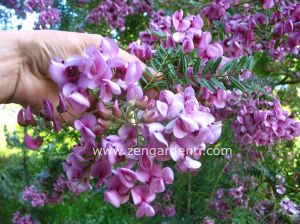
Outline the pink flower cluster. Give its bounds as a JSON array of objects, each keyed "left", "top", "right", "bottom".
[
  {"left": 210, "top": 169, "right": 296, "bottom": 222},
  {"left": 200, "top": 0, "right": 235, "bottom": 23},
  {"left": 201, "top": 87, "right": 231, "bottom": 109},
  {"left": 34, "top": 8, "right": 61, "bottom": 29},
  {"left": 280, "top": 198, "right": 300, "bottom": 217},
  {"left": 200, "top": 0, "right": 273, "bottom": 22},
  {"left": 87, "top": 0, "right": 133, "bottom": 31},
  {"left": 200, "top": 0, "right": 299, "bottom": 60},
  {"left": 1, "top": 0, "right": 19, "bottom": 11},
  {"left": 53, "top": 174, "right": 69, "bottom": 193},
  {"left": 222, "top": 13, "right": 267, "bottom": 57},
  {"left": 22, "top": 186, "right": 47, "bottom": 207},
  {"left": 153, "top": 190, "right": 176, "bottom": 217},
  {"left": 87, "top": 0, "right": 153, "bottom": 31},
  {"left": 127, "top": 42, "right": 152, "bottom": 62},
  {"left": 61, "top": 88, "right": 222, "bottom": 217},
  {"left": 46, "top": 37, "right": 223, "bottom": 217},
  {"left": 131, "top": 0, "right": 153, "bottom": 15},
  {"left": 233, "top": 99, "right": 300, "bottom": 147},
  {"left": 252, "top": 200, "right": 273, "bottom": 217},
  {"left": 12, "top": 212, "right": 35, "bottom": 224},
  {"left": 211, "top": 185, "right": 247, "bottom": 220},
  {"left": 49, "top": 37, "right": 145, "bottom": 112},
  {"left": 130, "top": 10, "right": 225, "bottom": 63},
  {"left": 195, "top": 87, "right": 244, "bottom": 121},
  {"left": 269, "top": 2, "right": 300, "bottom": 60},
  {"left": 210, "top": 89, "right": 243, "bottom": 121},
  {"left": 20, "top": 0, "right": 60, "bottom": 30},
  {"left": 24, "top": 0, "right": 53, "bottom": 12},
  {"left": 46, "top": 175, "right": 69, "bottom": 206},
  {"left": 21, "top": 175, "right": 69, "bottom": 210}
]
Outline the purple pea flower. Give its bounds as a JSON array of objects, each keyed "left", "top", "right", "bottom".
[
  {"left": 24, "top": 134, "right": 43, "bottom": 150},
  {"left": 131, "top": 185, "right": 156, "bottom": 218},
  {"left": 17, "top": 106, "right": 35, "bottom": 127},
  {"left": 259, "top": 0, "right": 274, "bottom": 10},
  {"left": 172, "top": 10, "right": 191, "bottom": 32}
]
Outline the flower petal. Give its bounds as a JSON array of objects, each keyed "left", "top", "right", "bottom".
[
  {"left": 66, "top": 92, "right": 90, "bottom": 112},
  {"left": 162, "top": 167, "right": 174, "bottom": 184},
  {"left": 156, "top": 101, "right": 168, "bottom": 118},
  {"left": 101, "top": 38, "right": 119, "bottom": 60},
  {"left": 125, "top": 61, "right": 142, "bottom": 85},
  {"left": 49, "top": 60, "right": 67, "bottom": 86},
  {"left": 24, "top": 134, "right": 43, "bottom": 150},
  {"left": 173, "top": 32, "right": 185, "bottom": 43}
]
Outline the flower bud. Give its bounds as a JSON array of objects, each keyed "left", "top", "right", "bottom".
[
  {"left": 182, "top": 38, "right": 194, "bottom": 53},
  {"left": 24, "top": 133, "right": 43, "bottom": 150},
  {"left": 93, "top": 125, "right": 104, "bottom": 136},
  {"left": 137, "top": 96, "right": 150, "bottom": 110},
  {"left": 17, "top": 106, "right": 35, "bottom": 127},
  {"left": 42, "top": 99, "right": 54, "bottom": 121},
  {"left": 25, "top": 106, "right": 35, "bottom": 125},
  {"left": 113, "top": 100, "right": 122, "bottom": 118},
  {"left": 98, "top": 118, "right": 111, "bottom": 129},
  {"left": 141, "top": 110, "right": 158, "bottom": 123},
  {"left": 17, "top": 109, "right": 26, "bottom": 127},
  {"left": 52, "top": 118, "right": 62, "bottom": 133},
  {"left": 274, "top": 23, "right": 283, "bottom": 37},
  {"left": 165, "top": 35, "right": 176, "bottom": 48},
  {"left": 98, "top": 102, "right": 112, "bottom": 120},
  {"left": 284, "top": 20, "right": 294, "bottom": 33},
  {"left": 57, "top": 93, "right": 67, "bottom": 113}
]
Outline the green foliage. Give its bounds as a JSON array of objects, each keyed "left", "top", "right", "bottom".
[{"left": 144, "top": 45, "right": 264, "bottom": 94}]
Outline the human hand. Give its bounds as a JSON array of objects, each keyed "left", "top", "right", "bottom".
[
  {"left": 15, "top": 30, "right": 108, "bottom": 114},
  {"left": 1, "top": 30, "right": 153, "bottom": 116}
]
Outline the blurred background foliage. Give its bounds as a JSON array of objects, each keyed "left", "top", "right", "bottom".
[{"left": 0, "top": 0, "right": 300, "bottom": 223}]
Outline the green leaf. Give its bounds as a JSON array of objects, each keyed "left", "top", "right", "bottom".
[
  {"left": 213, "top": 21, "right": 226, "bottom": 39},
  {"left": 243, "top": 56, "right": 253, "bottom": 70},
  {"left": 145, "top": 67, "right": 153, "bottom": 79},
  {"left": 140, "top": 74, "right": 149, "bottom": 86},
  {"left": 167, "top": 48, "right": 174, "bottom": 54},
  {"left": 236, "top": 56, "right": 247, "bottom": 71},
  {"left": 218, "top": 61, "right": 230, "bottom": 76},
  {"left": 218, "top": 59, "right": 238, "bottom": 76},
  {"left": 229, "top": 76, "right": 248, "bottom": 92},
  {"left": 210, "top": 57, "right": 222, "bottom": 75},
  {"left": 156, "top": 47, "right": 167, "bottom": 59},
  {"left": 193, "top": 58, "right": 202, "bottom": 75},
  {"left": 154, "top": 58, "right": 161, "bottom": 67},
  {"left": 150, "top": 60, "right": 158, "bottom": 71},
  {"left": 159, "top": 46, "right": 167, "bottom": 55},
  {"left": 198, "top": 78, "right": 215, "bottom": 91},
  {"left": 249, "top": 51, "right": 263, "bottom": 69},
  {"left": 210, "top": 77, "right": 226, "bottom": 90},
  {"left": 186, "top": 77, "right": 197, "bottom": 86},
  {"left": 157, "top": 48, "right": 166, "bottom": 59},
  {"left": 181, "top": 54, "right": 188, "bottom": 75},
  {"left": 227, "top": 59, "right": 238, "bottom": 73},
  {"left": 202, "top": 60, "right": 214, "bottom": 76},
  {"left": 167, "top": 64, "right": 177, "bottom": 77}
]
